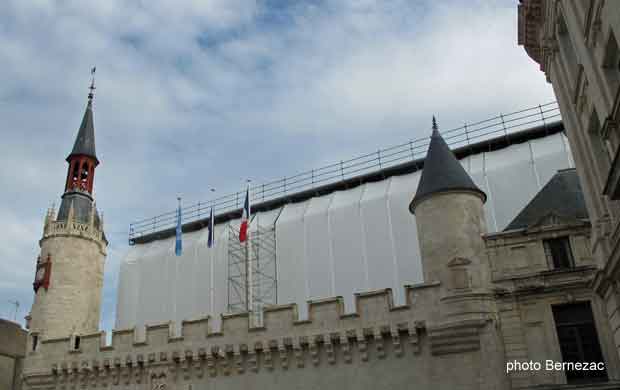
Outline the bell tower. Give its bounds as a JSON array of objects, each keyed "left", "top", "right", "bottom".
[{"left": 26, "top": 73, "right": 107, "bottom": 345}]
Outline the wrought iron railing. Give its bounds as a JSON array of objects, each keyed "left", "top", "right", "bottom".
[{"left": 129, "top": 102, "right": 561, "bottom": 243}]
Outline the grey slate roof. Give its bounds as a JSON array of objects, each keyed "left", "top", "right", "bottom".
[
  {"left": 409, "top": 119, "right": 486, "bottom": 213},
  {"left": 57, "top": 192, "right": 102, "bottom": 229},
  {"left": 504, "top": 168, "right": 588, "bottom": 231},
  {"left": 67, "top": 99, "right": 98, "bottom": 163}
]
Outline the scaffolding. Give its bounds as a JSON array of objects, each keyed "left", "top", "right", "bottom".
[{"left": 227, "top": 223, "right": 277, "bottom": 325}]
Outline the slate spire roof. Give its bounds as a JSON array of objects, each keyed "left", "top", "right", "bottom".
[
  {"left": 67, "top": 86, "right": 98, "bottom": 164},
  {"left": 409, "top": 117, "right": 486, "bottom": 213},
  {"left": 504, "top": 168, "right": 588, "bottom": 231}
]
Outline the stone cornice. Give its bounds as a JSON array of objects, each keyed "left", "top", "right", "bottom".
[
  {"left": 484, "top": 221, "right": 590, "bottom": 243},
  {"left": 493, "top": 266, "right": 597, "bottom": 297}
]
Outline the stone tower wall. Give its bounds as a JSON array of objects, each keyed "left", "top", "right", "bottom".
[
  {"left": 412, "top": 191, "right": 489, "bottom": 291},
  {"left": 29, "top": 218, "right": 106, "bottom": 341}
]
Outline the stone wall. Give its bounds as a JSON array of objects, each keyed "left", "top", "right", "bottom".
[
  {"left": 22, "top": 286, "right": 509, "bottom": 390},
  {"left": 0, "top": 319, "right": 27, "bottom": 390}
]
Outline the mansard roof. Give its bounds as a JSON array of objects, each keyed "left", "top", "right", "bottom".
[
  {"left": 504, "top": 168, "right": 588, "bottom": 231},
  {"left": 409, "top": 119, "right": 486, "bottom": 213}
]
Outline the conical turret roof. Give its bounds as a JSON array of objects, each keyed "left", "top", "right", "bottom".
[
  {"left": 67, "top": 98, "right": 98, "bottom": 164},
  {"left": 409, "top": 117, "right": 486, "bottom": 213}
]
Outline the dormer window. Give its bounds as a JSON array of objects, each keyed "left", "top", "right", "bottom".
[{"left": 543, "top": 236, "right": 575, "bottom": 269}]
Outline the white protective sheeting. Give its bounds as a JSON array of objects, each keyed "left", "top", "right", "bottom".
[{"left": 116, "top": 132, "right": 573, "bottom": 329}]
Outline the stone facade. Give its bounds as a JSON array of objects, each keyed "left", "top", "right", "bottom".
[
  {"left": 488, "top": 214, "right": 620, "bottom": 388},
  {"left": 518, "top": 0, "right": 620, "bottom": 370},
  {"left": 0, "top": 319, "right": 27, "bottom": 390}
]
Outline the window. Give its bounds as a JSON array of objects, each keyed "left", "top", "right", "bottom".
[
  {"left": 73, "top": 335, "right": 80, "bottom": 350},
  {"left": 543, "top": 237, "right": 575, "bottom": 269},
  {"left": 71, "top": 162, "right": 80, "bottom": 182},
  {"left": 602, "top": 31, "right": 620, "bottom": 97},
  {"left": 31, "top": 335, "right": 38, "bottom": 351},
  {"left": 80, "top": 162, "right": 89, "bottom": 182},
  {"left": 552, "top": 302, "right": 607, "bottom": 383}
]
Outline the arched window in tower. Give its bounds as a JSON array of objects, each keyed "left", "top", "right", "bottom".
[
  {"left": 71, "top": 162, "right": 80, "bottom": 187},
  {"left": 80, "top": 161, "right": 90, "bottom": 185}
]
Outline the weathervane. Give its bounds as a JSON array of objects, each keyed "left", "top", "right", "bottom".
[{"left": 88, "top": 66, "right": 96, "bottom": 102}]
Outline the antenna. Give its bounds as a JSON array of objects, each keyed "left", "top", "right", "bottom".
[{"left": 7, "top": 300, "right": 19, "bottom": 322}]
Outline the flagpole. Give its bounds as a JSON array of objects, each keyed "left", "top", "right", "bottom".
[
  {"left": 173, "top": 196, "right": 181, "bottom": 334},
  {"left": 209, "top": 189, "right": 215, "bottom": 318},
  {"left": 210, "top": 246, "right": 215, "bottom": 317},
  {"left": 244, "top": 181, "right": 253, "bottom": 321}
]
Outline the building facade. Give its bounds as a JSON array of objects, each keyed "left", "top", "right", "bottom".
[
  {"left": 518, "top": 0, "right": 620, "bottom": 366},
  {"left": 21, "top": 100, "right": 620, "bottom": 388}
]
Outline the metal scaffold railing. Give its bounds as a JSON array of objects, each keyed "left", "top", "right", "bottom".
[
  {"left": 129, "top": 102, "right": 561, "bottom": 243},
  {"left": 227, "top": 224, "right": 278, "bottom": 326}
]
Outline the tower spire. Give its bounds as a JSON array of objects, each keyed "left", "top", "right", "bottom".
[{"left": 409, "top": 117, "right": 486, "bottom": 213}]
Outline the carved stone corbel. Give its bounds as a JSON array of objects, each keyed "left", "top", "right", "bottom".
[
  {"left": 357, "top": 332, "right": 368, "bottom": 362},
  {"left": 340, "top": 335, "right": 352, "bottom": 363},
  {"left": 309, "top": 340, "right": 319, "bottom": 366},
  {"left": 293, "top": 340, "right": 304, "bottom": 368},
  {"left": 392, "top": 329, "right": 403, "bottom": 357},
  {"left": 325, "top": 340, "right": 335, "bottom": 365}
]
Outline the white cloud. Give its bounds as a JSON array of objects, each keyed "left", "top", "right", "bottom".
[{"left": 0, "top": 0, "right": 554, "bottom": 330}]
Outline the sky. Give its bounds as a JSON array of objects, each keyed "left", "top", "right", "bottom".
[{"left": 0, "top": 0, "right": 554, "bottom": 331}]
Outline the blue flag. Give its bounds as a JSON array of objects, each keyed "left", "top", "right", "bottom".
[
  {"left": 175, "top": 198, "right": 182, "bottom": 256},
  {"left": 207, "top": 206, "right": 215, "bottom": 248}
]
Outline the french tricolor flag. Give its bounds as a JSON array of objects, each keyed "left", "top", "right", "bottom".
[{"left": 239, "top": 185, "right": 250, "bottom": 243}]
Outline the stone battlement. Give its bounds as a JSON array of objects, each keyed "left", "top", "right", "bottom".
[{"left": 23, "top": 284, "right": 498, "bottom": 388}]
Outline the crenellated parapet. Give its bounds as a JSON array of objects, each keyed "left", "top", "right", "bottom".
[
  {"left": 22, "top": 285, "right": 499, "bottom": 389},
  {"left": 41, "top": 202, "right": 106, "bottom": 255}
]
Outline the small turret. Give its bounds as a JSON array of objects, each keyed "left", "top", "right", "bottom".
[{"left": 410, "top": 117, "right": 490, "bottom": 299}]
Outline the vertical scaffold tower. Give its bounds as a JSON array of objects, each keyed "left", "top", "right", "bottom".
[{"left": 227, "top": 222, "right": 277, "bottom": 325}]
